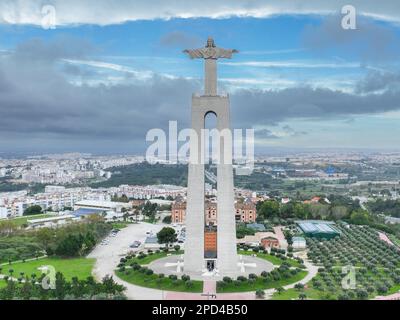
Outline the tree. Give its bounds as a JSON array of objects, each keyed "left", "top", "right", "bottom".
[
  {"left": 123, "top": 213, "right": 129, "bottom": 222},
  {"left": 331, "top": 206, "right": 348, "bottom": 220},
  {"left": 294, "top": 283, "right": 305, "bottom": 290},
  {"left": 23, "top": 205, "right": 43, "bottom": 216},
  {"left": 156, "top": 227, "right": 177, "bottom": 248},
  {"left": 236, "top": 225, "right": 255, "bottom": 239},
  {"left": 162, "top": 215, "right": 172, "bottom": 224},
  {"left": 0, "top": 221, "right": 17, "bottom": 236},
  {"left": 255, "top": 289, "right": 265, "bottom": 299},
  {"left": 350, "top": 210, "right": 371, "bottom": 225},
  {"left": 55, "top": 234, "right": 84, "bottom": 257},
  {"left": 356, "top": 289, "right": 368, "bottom": 300},
  {"left": 276, "top": 287, "right": 285, "bottom": 294},
  {"left": 36, "top": 228, "right": 54, "bottom": 252},
  {"left": 258, "top": 200, "right": 280, "bottom": 219},
  {"left": 294, "top": 203, "right": 309, "bottom": 219},
  {"left": 298, "top": 293, "right": 307, "bottom": 300}
]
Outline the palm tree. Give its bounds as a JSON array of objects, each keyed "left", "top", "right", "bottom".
[
  {"left": 134, "top": 209, "right": 140, "bottom": 223},
  {"left": 123, "top": 213, "right": 129, "bottom": 222}
]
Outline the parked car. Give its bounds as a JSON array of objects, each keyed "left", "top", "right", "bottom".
[{"left": 129, "top": 240, "right": 142, "bottom": 248}]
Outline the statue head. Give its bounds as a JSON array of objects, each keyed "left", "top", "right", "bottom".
[{"left": 206, "top": 37, "right": 215, "bottom": 48}]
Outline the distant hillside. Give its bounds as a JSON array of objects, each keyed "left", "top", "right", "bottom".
[
  {"left": 90, "top": 163, "right": 188, "bottom": 188},
  {"left": 89, "top": 162, "right": 277, "bottom": 190}
]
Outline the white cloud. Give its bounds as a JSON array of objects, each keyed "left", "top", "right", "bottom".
[
  {"left": 63, "top": 58, "right": 179, "bottom": 81},
  {"left": 1, "top": 0, "right": 400, "bottom": 26},
  {"left": 222, "top": 60, "right": 361, "bottom": 69}
]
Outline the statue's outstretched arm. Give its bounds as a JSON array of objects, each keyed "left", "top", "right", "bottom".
[{"left": 183, "top": 48, "right": 204, "bottom": 59}]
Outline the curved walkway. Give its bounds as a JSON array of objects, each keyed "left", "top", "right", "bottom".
[{"left": 264, "top": 251, "right": 318, "bottom": 299}]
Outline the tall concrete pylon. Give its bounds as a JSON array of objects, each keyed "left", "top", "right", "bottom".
[{"left": 183, "top": 37, "right": 239, "bottom": 275}]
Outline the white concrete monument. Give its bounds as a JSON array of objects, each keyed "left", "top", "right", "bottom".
[{"left": 183, "top": 37, "right": 239, "bottom": 276}]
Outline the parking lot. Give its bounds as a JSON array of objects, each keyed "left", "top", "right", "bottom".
[
  {"left": 88, "top": 222, "right": 186, "bottom": 299},
  {"left": 89, "top": 222, "right": 163, "bottom": 275}
]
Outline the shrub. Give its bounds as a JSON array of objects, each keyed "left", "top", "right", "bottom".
[
  {"left": 294, "top": 283, "right": 304, "bottom": 290},
  {"left": 139, "top": 267, "right": 148, "bottom": 273},
  {"left": 248, "top": 273, "right": 257, "bottom": 280},
  {"left": 290, "top": 269, "right": 298, "bottom": 275},
  {"left": 181, "top": 274, "right": 190, "bottom": 282},
  {"left": 145, "top": 269, "right": 154, "bottom": 276},
  {"left": 223, "top": 276, "right": 232, "bottom": 283},
  {"left": 261, "top": 271, "right": 269, "bottom": 278},
  {"left": 337, "top": 293, "right": 349, "bottom": 300},
  {"left": 233, "top": 280, "right": 242, "bottom": 287},
  {"left": 185, "top": 280, "right": 194, "bottom": 288},
  {"left": 158, "top": 273, "right": 165, "bottom": 279},
  {"left": 377, "top": 285, "right": 388, "bottom": 294},
  {"left": 255, "top": 289, "right": 265, "bottom": 299},
  {"left": 169, "top": 275, "right": 178, "bottom": 281},
  {"left": 356, "top": 289, "right": 368, "bottom": 300},
  {"left": 132, "top": 264, "right": 141, "bottom": 271}
]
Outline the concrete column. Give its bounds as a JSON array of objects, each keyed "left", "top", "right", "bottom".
[
  {"left": 184, "top": 97, "right": 206, "bottom": 273},
  {"left": 216, "top": 97, "right": 238, "bottom": 274},
  {"left": 204, "top": 59, "right": 217, "bottom": 96}
]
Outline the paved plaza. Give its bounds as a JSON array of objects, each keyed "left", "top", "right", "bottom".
[{"left": 148, "top": 253, "right": 275, "bottom": 281}]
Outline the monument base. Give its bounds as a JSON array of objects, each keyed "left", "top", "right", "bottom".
[{"left": 148, "top": 254, "right": 275, "bottom": 281}]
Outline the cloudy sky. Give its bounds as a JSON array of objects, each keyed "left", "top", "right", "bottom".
[{"left": 1, "top": 0, "right": 400, "bottom": 155}]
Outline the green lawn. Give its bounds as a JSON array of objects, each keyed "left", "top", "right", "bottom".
[
  {"left": 117, "top": 249, "right": 307, "bottom": 294},
  {"left": 272, "top": 287, "right": 324, "bottom": 300},
  {"left": 9, "top": 214, "right": 54, "bottom": 227},
  {"left": 111, "top": 222, "right": 130, "bottom": 229},
  {"left": 217, "top": 271, "right": 307, "bottom": 293},
  {"left": 238, "top": 249, "right": 303, "bottom": 268},
  {"left": 127, "top": 250, "right": 183, "bottom": 266},
  {"left": 116, "top": 269, "right": 203, "bottom": 293},
  {"left": 0, "top": 257, "right": 95, "bottom": 281}
]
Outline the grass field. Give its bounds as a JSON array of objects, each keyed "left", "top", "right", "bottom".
[
  {"left": 126, "top": 250, "right": 183, "bottom": 266},
  {"left": 238, "top": 249, "right": 304, "bottom": 268},
  {"left": 271, "top": 287, "right": 323, "bottom": 300},
  {"left": 0, "top": 257, "right": 95, "bottom": 281},
  {"left": 9, "top": 214, "right": 54, "bottom": 227},
  {"left": 111, "top": 222, "right": 130, "bottom": 229},
  {"left": 116, "top": 269, "right": 203, "bottom": 293}
]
